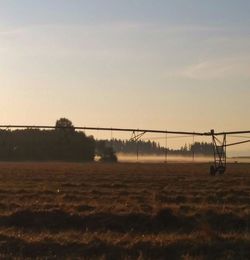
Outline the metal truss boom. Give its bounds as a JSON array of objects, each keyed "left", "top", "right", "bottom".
[
  {"left": 0, "top": 125, "right": 249, "bottom": 175},
  {"left": 0, "top": 125, "right": 249, "bottom": 136},
  {"left": 0, "top": 125, "right": 207, "bottom": 135},
  {"left": 225, "top": 140, "right": 250, "bottom": 147}
]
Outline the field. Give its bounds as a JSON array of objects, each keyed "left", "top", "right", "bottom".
[{"left": 0, "top": 162, "right": 249, "bottom": 259}]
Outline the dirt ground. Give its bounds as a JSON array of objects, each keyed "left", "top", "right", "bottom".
[{"left": 0, "top": 162, "right": 249, "bottom": 259}]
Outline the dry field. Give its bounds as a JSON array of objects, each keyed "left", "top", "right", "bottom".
[{"left": 0, "top": 162, "right": 249, "bottom": 259}]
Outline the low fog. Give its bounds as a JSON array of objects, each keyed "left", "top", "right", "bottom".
[{"left": 117, "top": 153, "right": 250, "bottom": 164}]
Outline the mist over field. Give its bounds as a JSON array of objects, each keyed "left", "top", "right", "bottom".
[
  {"left": 117, "top": 153, "right": 213, "bottom": 163},
  {"left": 117, "top": 153, "right": 250, "bottom": 163}
]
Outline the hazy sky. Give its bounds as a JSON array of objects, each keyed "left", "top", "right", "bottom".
[{"left": 1, "top": 1, "right": 250, "bottom": 153}]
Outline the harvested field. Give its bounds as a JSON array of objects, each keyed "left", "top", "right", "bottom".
[{"left": 0, "top": 162, "right": 249, "bottom": 259}]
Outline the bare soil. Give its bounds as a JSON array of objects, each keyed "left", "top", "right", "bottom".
[{"left": 0, "top": 162, "right": 249, "bottom": 259}]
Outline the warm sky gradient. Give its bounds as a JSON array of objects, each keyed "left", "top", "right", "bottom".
[{"left": 1, "top": 1, "right": 250, "bottom": 154}]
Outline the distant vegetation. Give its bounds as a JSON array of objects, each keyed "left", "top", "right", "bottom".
[
  {"left": 0, "top": 118, "right": 213, "bottom": 162},
  {"left": 101, "top": 139, "right": 214, "bottom": 156},
  {"left": 0, "top": 119, "right": 95, "bottom": 162},
  {"left": 95, "top": 140, "right": 118, "bottom": 162}
]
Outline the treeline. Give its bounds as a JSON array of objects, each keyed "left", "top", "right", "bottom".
[
  {"left": 0, "top": 119, "right": 214, "bottom": 162},
  {"left": 0, "top": 128, "right": 95, "bottom": 162},
  {"left": 99, "top": 139, "right": 214, "bottom": 156}
]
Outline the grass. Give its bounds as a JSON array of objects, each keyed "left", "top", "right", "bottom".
[{"left": 0, "top": 162, "right": 249, "bottom": 259}]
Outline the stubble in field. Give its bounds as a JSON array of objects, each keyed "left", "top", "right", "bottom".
[{"left": 0, "top": 162, "right": 249, "bottom": 259}]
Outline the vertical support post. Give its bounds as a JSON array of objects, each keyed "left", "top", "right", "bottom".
[
  {"left": 165, "top": 131, "right": 168, "bottom": 164},
  {"left": 137, "top": 139, "right": 139, "bottom": 162},
  {"left": 111, "top": 128, "right": 113, "bottom": 148},
  {"left": 130, "top": 131, "right": 146, "bottom": 163},
  {"left": 224, "top": 134, "right": 227, "bottom": 169},
  {"left": 192, "top": 133, "right": 195, "bottom": 163},
  {"left": 134, "top": 131, "right": 139, "bottom": 162},
  {"left": 210, "top": 129, "right": 227, "bottom": 175}
]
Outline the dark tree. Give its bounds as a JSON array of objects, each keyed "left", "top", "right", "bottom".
[
  {"left": 96, "top": 141, "right": 118, "bottom": 162},
  {"left": 0, "top": 121, "right": 95, "bottom": 162},
  {"left": 55, "top": 118, "right": 75, "bottom": 132}
]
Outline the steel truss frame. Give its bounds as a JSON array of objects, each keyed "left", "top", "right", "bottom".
[{"left": 210, "top": 130, "right": 227, "bottom": 175}]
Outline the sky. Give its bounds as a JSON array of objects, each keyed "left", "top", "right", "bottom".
[{"left": 0, "top": 0, "right": 250, "bottom": 154}]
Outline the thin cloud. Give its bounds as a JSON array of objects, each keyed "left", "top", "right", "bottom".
[
  {"left": 164, "top": 57, "right": 250, "bottom": 80},
  {"left": 183, "top": 58, "right": 250, "bottom": 80}
]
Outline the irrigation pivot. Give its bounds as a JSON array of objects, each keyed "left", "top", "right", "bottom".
[
  {"left": 0, "top": 125, "right": 249, "bottom": 175},
  {"left": 209, "top": 129, "right": 250, "bottom": 175}
]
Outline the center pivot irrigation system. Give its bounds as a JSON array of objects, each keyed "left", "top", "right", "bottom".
[{"left": 0, "top": 125, "right": 250, "bottom": 175}]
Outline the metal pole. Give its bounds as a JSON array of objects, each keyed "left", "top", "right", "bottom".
[
  {"left": 165, "top": 131, "right": 168, "bottom": 164},
  {"left": 192, "top": 133, "right": 195, "bottom": 163}
]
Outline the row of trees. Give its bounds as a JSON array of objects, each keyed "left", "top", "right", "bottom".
[
  {"left": 0, "top": 118, "right": 214, "bottom": 162},
  {"left": 0, "top": 119, "right": 95, "bottom": 161},
  {"left": 100, "top": 139, "right": 214, "bottom": 156},
  {"left": 0, "top": 128, "right": 95, "bottom": 162}
]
